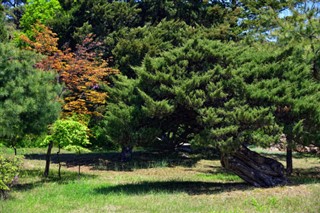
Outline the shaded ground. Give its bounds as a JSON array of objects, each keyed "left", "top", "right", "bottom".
[
  {"left": 13, "top": 168, "right": 97, "bottom": 192},
  {"left": 94, "top": 181, "right": 251, "bottom": 196},
  {"left": 21, "top": 148, "right": 320, "bottom": 187},
  {"left": 24, "top": 150, "right": 214, "bottom": 171}
]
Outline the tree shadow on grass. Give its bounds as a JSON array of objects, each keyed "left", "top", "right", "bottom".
[
  {"left": 94, "top": 180, "right": 252, "bottom": 196},
  {"left": 289, "top": 166, "right": 320, "bottom": 185},
  {"left": 12, "top": 168, "right": 97, "bottom": 192},
  {"left": 24, "top": 151, "right": 204, "bottom": 171},
  {"left": 93, "top": 156, "right": 200, "bottom": 172},
  {"left": 24, "top": 152, "right": 119, "bottom": 165},
  {"left": 255, "top": 151, "right": 319, "bottom": 162}
]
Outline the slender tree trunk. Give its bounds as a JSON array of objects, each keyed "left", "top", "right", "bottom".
[
  {"left": 78, "top": 151, "right": 81, "bottom": 179},
  {"left": 57, "top": 145, "right": 61, "bottom": 179},
  {"left": 120, "top": 146, "right": 133, "bottom": 162},
  {"left": 44, "top": 141, "right": 53, "bottom": 177},
  {"left": 286, "top": 147, "right": 293, "bottom": 175},
  {"left": 286, "top": 143, "right": 293, "bottom": 176},
  {"left": 281, "top": 122, "right": 295, "bottom": 175},
  {"left": 221, "top": 145, "right": 287, "bottom": 187},
  {"left": 12, "top": 139, "right": 17, "bottom": 155}
]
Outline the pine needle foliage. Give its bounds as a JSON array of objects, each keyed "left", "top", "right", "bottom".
[
  {"left": 0, "top": 5, "right": 7, "bottom": 42},
  {"left": 104, "top": 74, "right": 161, "bottom": 150},
  {"left": 240, "top": 43, "right": 320, "bottom": 148},
  {"left": 106, "top": 37, "right": 320, "bottom": 153},
  {"left": 133, "top": 39, "right": 281, "bottom": 152},
  {"left": 0, "top": 43, "right": 61, "bottom": 140}
]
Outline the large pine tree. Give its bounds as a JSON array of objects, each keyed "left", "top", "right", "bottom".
[
  {"left": 105, "top": 37, "right": 320, "bottom": 187},
  {"left": 0, "top": 43, "right": 61, "bottom": 153}
]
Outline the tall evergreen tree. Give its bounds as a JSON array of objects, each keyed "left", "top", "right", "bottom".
[
  {"left": 134, "top": 39, "right": 281, "bottom": 151},
  {"left": 270, "top": 0, "right": 320, "bottom": 80},
  {"left": 251, "top": 0, "right": 320, "bottom": 174},
  {"left": 0, "top": 43, "right": 61, "bottom": 154}
]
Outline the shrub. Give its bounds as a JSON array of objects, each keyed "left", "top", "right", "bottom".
[{"left": 0, "top": 156, "right": 22, "bottom": 199}]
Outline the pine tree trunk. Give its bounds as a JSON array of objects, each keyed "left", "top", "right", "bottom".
[
  {"left": 221, "top": 145, "right": 287, "bottom": 187},
  {"left": 285, "top": 133, "right": 293, "bottom": 176},
  {"left": 44, "top": 141, "right": 53, "bottom": 177},
  {"left": 286, "top": 145, "right": 293, "bottom": 176},
  {"left": 120, "top": 146, "right": 133, "bottom": 162},
  {"left": 12, "top": 139, "right": 18, "bottom": 155}
]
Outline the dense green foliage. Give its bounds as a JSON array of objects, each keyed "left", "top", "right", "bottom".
[
  {"left": 109, "top": 20, "right": 196, "bottom": 76},
  {"left": 0, "top": 0, "right": 317, "bottom": 152},
  {"left": 0, "top": 4, "right": 7, "bottom": 42},
  {"left": 20, "top": 0, "right": 62, "bottom": 32},
  {"left": 104, "top": 74, "right": 161, "bottom": 150},
  {"left": 0, "top": 0, "right": 319, "bottom": 188},
  {"left": 47, "top": 0, "right": 263, "bottom": 49},
  {"left": 244, "top": 44, "right": 320, "bottom": 147},
  {"left": 106, "top": 39, "right": 279, "bottom": 152},
  {"left": 43, "top": 119, "right": 90, "bottom": 153},
  {"left": 109, "top": 40, "right": 320, "bottom": 152},
  {"left": 0, "top": 155, "right": 22, "bottom": 199},
  {"left": 103, "top": 1, "right": 320, "bottom": 153},
  {"left": 0, "top": 43, "right": 61, "bottom": 146}
]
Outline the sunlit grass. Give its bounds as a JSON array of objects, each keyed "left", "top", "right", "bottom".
[
  {"left": 196, "top": 172, "right": 243, "bottom": 182},
  {"left": 0, "top": 147, "right": 319, "bottom": 213}
]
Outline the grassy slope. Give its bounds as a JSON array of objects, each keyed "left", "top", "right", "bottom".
[{"left": 0, "top": 148, "right": 319, "bottom": 213}]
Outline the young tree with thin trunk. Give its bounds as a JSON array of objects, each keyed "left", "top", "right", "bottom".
[{"left": 42, "top": 119, "right": 90, "bottom": 178}]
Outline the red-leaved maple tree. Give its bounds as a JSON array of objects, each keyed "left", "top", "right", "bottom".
[{"left": 20, "top": 24, "right": 118, "bottom": 116}]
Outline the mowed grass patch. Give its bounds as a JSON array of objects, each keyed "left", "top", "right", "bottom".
[{"left": 0, "top": 147, "right": 319, "bottom": 213}]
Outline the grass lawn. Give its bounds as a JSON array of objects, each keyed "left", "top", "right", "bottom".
[{"left": 0, "top": 147, "right": 319, "bottom": 213}]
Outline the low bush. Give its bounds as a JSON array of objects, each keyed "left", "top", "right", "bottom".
[{"left": 0, "top": 155, "right": 22, "bottom": 199}]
